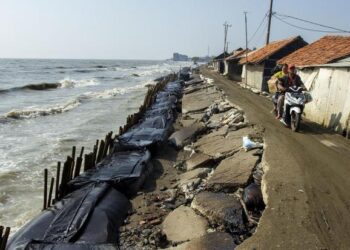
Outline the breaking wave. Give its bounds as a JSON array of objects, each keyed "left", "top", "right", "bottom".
[
  {"left": 0, "top": 83, "right": 61, "bottom": 94},
  {"left": 4, "top": 99, "right": 81, "bottom": 119},
  {"left": 59, "top": 78, "right": 99, "bottom": 88},
  {"left": 0, "top": 78, "right": 99, "bottom": 95},
  {"left": 1, "top": 81, "right": 154, "bottom": 120}
]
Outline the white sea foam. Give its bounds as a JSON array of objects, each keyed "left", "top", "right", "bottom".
[
  {"left": 59, "top": 78, "right": 99, "bottom": 88},
  {"left": 4, "top": 99, "right": 81, "bottom": 119}
]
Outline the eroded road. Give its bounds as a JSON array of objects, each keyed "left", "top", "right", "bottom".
[{"left": 201, "top": 68, "right": 350, "bottom": 250}]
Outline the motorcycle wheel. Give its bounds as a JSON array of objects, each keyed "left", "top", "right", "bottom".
[{"left": 291, "top": 111, "right": 300, "bottom": 132}]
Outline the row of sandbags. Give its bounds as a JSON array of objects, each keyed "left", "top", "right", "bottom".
[
  {"left": 7, "top": 80, "right": 185, "bottom": 250},
  {"left": 113, "top": 80, "right": 183, "bottom": 151}
]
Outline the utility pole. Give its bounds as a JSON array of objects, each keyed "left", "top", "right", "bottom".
[
  {"left": 244, "top": 11, "right": 248, "bottom": 87},
  {"left": 223, "top": 21, "right": 231, "bottom": 56},
  {"left": 266, "top": 0, "right": 274, "bottom": 45}
]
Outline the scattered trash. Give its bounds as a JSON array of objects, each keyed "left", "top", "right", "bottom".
[{"left": 242, "top": 136, "right": 263, "bottom": 151}]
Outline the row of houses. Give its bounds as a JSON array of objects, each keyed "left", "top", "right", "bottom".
[{"left": 211, "top": 35, "right": 350, "bottom": 137}]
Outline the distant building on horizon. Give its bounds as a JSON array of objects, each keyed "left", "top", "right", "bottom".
[{"left": 173, "top": 53, "right": 189, "bottom": 61}]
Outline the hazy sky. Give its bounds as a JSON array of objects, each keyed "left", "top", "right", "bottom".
[{"left": 0, "top": 0, "right": 349, "bottom": 60}]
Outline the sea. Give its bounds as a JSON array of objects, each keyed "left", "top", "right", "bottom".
[{"left": 0, "top": 58, "right": 193, "bottom": 232}]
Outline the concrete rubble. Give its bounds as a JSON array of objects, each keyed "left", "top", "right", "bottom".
[
  {"left": 162, "top": 205, "right": 208, "bottom": 243},
  {"left": 119, "top": 73, "right": 266, "bottom": 249}
]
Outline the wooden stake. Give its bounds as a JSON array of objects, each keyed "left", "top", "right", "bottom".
[
  {"left": 74, "top": 156, "right": 82, "bottom": 178},
  {"left": 0, "top": 227, "right": 10, "bottom": 250},
  {"left": 48, "top": 177, "right": 54, "bottom": 208},
  {"left": 96, "top": 140, "right": 105, "bottom": 164},
  {"left": 79, "top": 146, "right": 85, "bottom": 158},
  {"left": 43, "top": 169, "right": 48, "bottom": 210},
  {"left": 55, "top": 162, "right": 61, "bottom": 201}
]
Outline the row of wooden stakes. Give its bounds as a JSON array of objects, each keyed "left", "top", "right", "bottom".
[
  {"left": 42, "top": 73, "right": 177, "bottom": 210},
  {"left": 119, "top": 73, "right": 177, "bottom": 135},
  {"left": 42, "top": 131, "right": 114, "bottom": 210},
  {"left": 0, "top": 226, "right": 10, "bottom": 250}
]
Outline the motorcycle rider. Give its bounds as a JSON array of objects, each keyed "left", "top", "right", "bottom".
[{"left": 276, "top": 65, "right": 306, "bottom": 119}]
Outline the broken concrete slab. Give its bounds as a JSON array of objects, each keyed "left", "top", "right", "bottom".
[
  {"left": 207, "top": 149, "right": 259, "bottom": 192},
  {"left": 183, "top": 232, "right": 236, "bottom": 250},
  {"left": 168, "top": 122, "right": 205, "bottom": 149},
  {"left": 205, "top": 125, "right": 229, "bottom": 138},
  {"left": 186, "top": 113, "right": 204, "bottom": 121},
  {"left": 164, "top": 242, "right": 189, "bottom": 250},
  {"left": 205, "top": 110, "right": 233, "bottom": 128},
  {"left": 180, "top": 118, "right": 197, "bottom": 128},
  {"left": 178, "top": 168, "right": 211, "bottom": 186},
  {"left": 192, "top": 192, "right": 246, "bottom": 234},
  {"left": 162, "top": 205, "right": 208, "bottom": 242},
  {"left": 182, "top": 88, "right": 222, "bottom": 114},
  {"left": 194, "top": 134, "right": 241, "bottom": 159},
  {"left": 185, "top": 153, "right": 213, "bottom": 171}
]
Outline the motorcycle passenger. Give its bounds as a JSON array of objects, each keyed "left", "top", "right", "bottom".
[
  {"left": 271, "top": 64, "right": 289, "bottom": 117},
  {"left": 276, "top": 65, "right": 306, "bottom": 119}
]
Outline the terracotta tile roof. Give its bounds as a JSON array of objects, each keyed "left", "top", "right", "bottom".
[
  {"left": 278, "top": 36, "right": 350, "bottom": 66},
  {"left": 225, "top": 49, "right": 250, "bottom": 61},
  {"left": 239, "top": 36, "right": 304, "bottom": 64}
]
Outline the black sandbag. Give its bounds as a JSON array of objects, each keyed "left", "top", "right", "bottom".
[
  {"left": 7, "top": 183, "right": 130, "bottom": 250},
  {"left": 67, "top": 150, "right": 151, "bottom": 195},
  {"left": 21, "top": 242, "right": 118, "bottom": 250},
  {"left": 149, "top": 99, "right": 176, "bottom": 110},
  {"left": 242, "top": 183, "right": 265, "bottom": 211},
  {"left": 139, "top": 115, "right": 170, "bottom": 129},
  {"left": 155, "top": 93, "right": 177, "bottom": 104},
  {"left": 163, "top": 81, "right": 183, "bottom": 97},
  {"left": 114, "top": 127, "right": 169, "bottom": 151},
  {"left": 144, "top": 106, "right": 173, "bottom": 119}
]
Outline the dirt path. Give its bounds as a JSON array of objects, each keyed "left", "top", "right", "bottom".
[{"left": 201, "top": 68, "right": 350, "bottom": 250}]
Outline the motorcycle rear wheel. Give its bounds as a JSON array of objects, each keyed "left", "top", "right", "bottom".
[{"left": 291, "top": 111, "right": 300, "bottom": 132}]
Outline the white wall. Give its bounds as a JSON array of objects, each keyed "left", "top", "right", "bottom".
[
  {"left": 300, "top": 67, "right": 350, "bottom": 134},
  {"left": 241, "top": 64, "right": 264, "bottom": 90},
  {"left": 223, "top": 60, "right": 229, "bottom": 75}
]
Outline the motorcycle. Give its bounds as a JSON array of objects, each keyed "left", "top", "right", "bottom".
[{"left": 280, "top": 86, "right": 312, "bottom": 132}]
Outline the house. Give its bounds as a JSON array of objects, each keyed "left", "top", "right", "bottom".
[
  {"left": 223, "top": 48, "right": 250, "bottom": 81},
  {"left": 212, "top": 52, "right": 230, "bottom": 73},
  {"left": 278, "top": 35, "right": 350, "bottom": 137},
  {"left": 239, "top": 36, "right": 308, "bottom": 91}
]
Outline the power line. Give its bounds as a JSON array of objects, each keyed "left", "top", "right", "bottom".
[
  {"left": 274, "top": 14, "right": 343, "bottom": 33},
  {"left": 248, "top": 13, "right": 268, "bottom": 44},
  {"left": 275, "top": 13, "right": 350, "bottom": 34}
]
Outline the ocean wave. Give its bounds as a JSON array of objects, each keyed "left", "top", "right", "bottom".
[
  {"left": 80, "top": 81, "right": 152, "bottom": 99},
  {"left": 0, "top": 83, "right": 61, "bottom": 94},
  {"left": 0, "top": 78, "right": 99, "bottom": 95},
  {"left": 59, "top": 78, "right": 99, "bottom": 88},
  {"left": 1, "top": 81, "right": 152, "bottom": 121},
  {"left": 74, "top": 69, "right": 94, "bottom": 73},
  {"left": 4, "top": 99, "right": 81, "bottom": 119}
]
